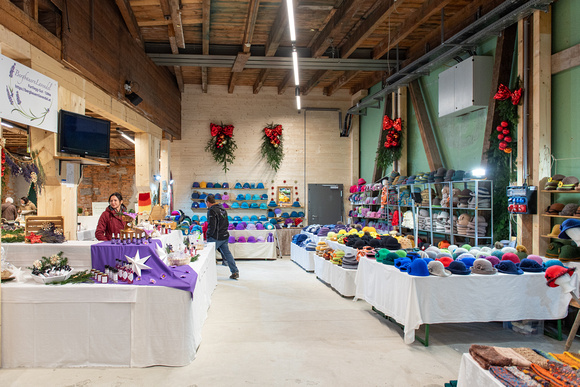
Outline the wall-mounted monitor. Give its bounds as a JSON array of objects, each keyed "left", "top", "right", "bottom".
[{"left": 58, "top": 110, "right": 110, "bottom": 159}]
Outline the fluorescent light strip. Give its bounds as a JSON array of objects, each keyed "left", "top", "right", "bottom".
[
  {"left": 286, "top": 0, "right": 296, "bottom": 42},
  {"left": 292, "top": 50, "right": 300, "bottom": 85},
  {"left": 120, "top": 132, "right": 136, "bottom": 144},
  {"left": 296, "top": 95, "right": 301, "bottom": 110},
  {"left": 1, "top": 121, "right": 14, "bottom": 128}
]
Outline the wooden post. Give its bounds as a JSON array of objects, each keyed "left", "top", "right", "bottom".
[
  {"left": 397, "top": 86, "right": 408, "bottom": 176},
  {"left": 409, "top": 80, "right": 443, "bottom": 171},
  {"left": 531, "top": 9, "right": 552, "bottom": 255},
  {"left": 516, "top": 19, "right": 526, "bottom": 247}
]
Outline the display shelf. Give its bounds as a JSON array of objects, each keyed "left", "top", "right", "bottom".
[
  {"left": 451, "top": 207, "right": 492, "bottom": 211},
  {"left": 541, "top": 214, "right": 579, "bottom": 219},
  {"left": 540, "top": 234, "right": 564, "bottom": 239},
  {"left": 453, "top": 234, "right": 492, "bottom": 238},
  {"left": 541, "top": 190, "right": 580, "bottom": 193}
]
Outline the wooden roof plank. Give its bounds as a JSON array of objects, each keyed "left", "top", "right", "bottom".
[
  {"left": 264, "top": 1, "right": 287, "bottom": 57},
  {"left": 372, "top": 0, "right": 454, "bottom": 60},
  {"left": 302, "top": 69, "right": 330, "bottom": 96},
  {"left": 310, "top": 0, "right": 362, "bottom": 58},
  {"left": 168, "top": 0, "right": 185, "bottom": 48},
  {"left": 324, "top": 70, "right": 358, "bottom": 96},
  {"left": 242, "top": 0, "right": 261, "bottom": 53},
  {"left": 115, "top": 0, "right": 144, "bottom": 47},
  {"left": 253, "top": 68, "right": 270, "bottom": 94},
  {"left": 202, "top": 0, "right": 210, "bottom": 55},
  {"left": 278, "top": 70, "right": 292, "bottom": 95}
]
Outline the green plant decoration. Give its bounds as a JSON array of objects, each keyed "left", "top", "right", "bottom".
[
  {"left": 376, "top": 116, "right": 405, "bottom": 173},
  {"left": 205, "top": 122, "right": 237, "bottom": 172},
  {"left": 260, "top": 123, "right": 284, "bottom": 172}
]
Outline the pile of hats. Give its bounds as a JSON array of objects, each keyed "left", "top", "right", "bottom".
[
  {"left": 466, "top": 215, "right": 488, "bottom": 237},
  {"left": 330, "top": 250, "right": 344, "bottom": 265},
  {"left": 341, "top": 251, "right": 358, "bottom": 269},
  {"left": 420, "top": 188, "right": 436, "bottom": 207},
  {"left": 192, "top": 181, "right": 230, "bottom": 189},
  {"left": 469, "top": 186, "right": 492, "bottom": 208},
  {"left": 544, "top": 174, "right": 565, "bottom": 190},
  {"left": 434, "top": 211, "right": 449, "bottom": 233},
  {"left": 545, "top": 202, "right": 565, "bottom": 215},
  {"left": 456, "top": 189, "right": 472, "bottom": 208},
  {"left": 443, "top": 169, "right": 455, "bottom": 182},
  {"left": 557, "top": 176, "right": 580, "bottom": 191},
  {"left": 315, "top": 241, "right": 329, "bottom": 257},
  {"left": 440, "top": 186, "right": 450, "bottom": 208},
  {"left": 444, "top": 214, "right": 458, "bottom": 234},
  {"left": 399, "top": 188, "right": 412, "bottom": 206},
  {"left": 456, "top": 213, "right": 472, "bottom": 235},
  {"left": 416, "top": 209, "right": 429, "bottom": 230},
  {"left": 433, "top": 168, "right": 447, "bottom": 183}
]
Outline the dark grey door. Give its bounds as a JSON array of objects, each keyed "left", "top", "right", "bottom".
[{"left": 308, "top": 184, "right": 343, "bottom": 225}]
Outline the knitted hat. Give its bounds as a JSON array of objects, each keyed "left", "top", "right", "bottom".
[
  {"left": 545, "top": 241, "right": 564, "bottom": 258},
  {"left": 268, "top": 200, "right": 277, "bottom": 207},
  {"left": 471, "top": 259, "right": 497, "bottom": 275},
  {"left": 256, "top": 223, "right": 265, "bottom": 230},
  {"left": 383, "top": 252, "right": 400, "bottom": 266},
  {"left": 485, "top": 256, "right": 500, "bottom": 266},
  {"left": 237, "top": 236, "right": 247, "bottom": 243},
  {"left": 395, "top": 257, "right": 412, "bottom": 271},
  {"left": 358, "top": 178, "right": 366, "bottom": 185},
  {"left": 545, "top": 265, "right": 576, "bottom": 287},
  {"left": 407, "top": 259, "right": 430, "bottom": 277},
  {"left": 501, "top": 252, "right": 521, "bottom": 264},
  {"left": 457, "top": 254, "right": 476, "bottom": 268},
  {"left": 526, "top": 255, "right": 543, "bottom": 265},
  {"left": 545, "top": 203, "right": 565, "bottom": 214},
  {"left": 559, "top": 245, "right": 580, "bottom": 261},
  {"left": 292, "top": 201, "right": 301, "bottom": 207},
  {"left": 519, "top": 258, "right": 545, "bottom": 272},
  {"left": 228, "top": 236, "right": 236, "bottom": 243},
  {"left": 436, "top": 256, "right": 453, "bottom": 268},
  {"left": 496, "top": 261, "right": 523, "bottom": 275},
  {"left": 559, "top": 219, "right": 580, "bottom": 239},
  {"left": 560, "top": 203, "right": 579, "bottom": 216},
  {"left": 241, "top": 202, "right": 249, "bottom": 209},
  {"left": 428, "top": 260, "right": 451, "bottom": 277},
  {"left": 447, "top": 261, "right": 470, "bottom": 275},
  {"left": 247, "top": 236, "right": 257, "bottom": 243},
  {"left": 544, "top": 174, "right": 565, "bottom": 189},
  {"left": 547, "top": 224, "right": 561, "bottom": 238},
  {"left": 544, "top": 259, "right": 565, "bottom": 269}
]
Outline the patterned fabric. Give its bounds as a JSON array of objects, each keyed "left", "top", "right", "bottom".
[
  {"left": 512, "top": 348, "right": 549, "bottom": 369},
  {"left": 551, "top": 352, "right": 580, "bottom": 369},
  {"left": 530, "top": 363, "right": 568, "bottom": 387},
  {"left": 533, "top": 349, "right": 563, "bottom": 363},
  {"left": 549, "top": 361, "right": 580, "bottom": 385},
  {"left": 489, "top": 366, "right": 529, "bottom": 386},
  {"left": 505, "top": 366, "right": 541, "bottom": 387},
  {"left": 518, "top": 367, "right": 550, "bottom": 387}
]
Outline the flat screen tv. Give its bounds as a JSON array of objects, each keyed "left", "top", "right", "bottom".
[{"left": 58, "top": 110, "right": 110, "bottom": 159}]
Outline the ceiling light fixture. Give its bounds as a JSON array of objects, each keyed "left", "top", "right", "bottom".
[
  {"left": 286, "top": 0, "right": 296, "bottom": 42},
  {"left": 292, "top": 49, "right": 300, "bottom": 85},
  {"left": 119, "top": 130, "right": 136, "bottom": 144},
  {"left": 1, "top": 121, "right": 14, "bottom": 128},
  {"left": 124, "top": 80, "right": 143, "bottom": 106},
  {"left": 295, "top": 86, "right": 301, "bottom": 111}
]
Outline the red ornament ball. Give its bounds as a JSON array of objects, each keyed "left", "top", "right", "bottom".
[
  {"left": 498, "top": 134, "right": 504, "bottom": 140},
  {"left": 283, "top": 180, "right": 286, "bottom": 183},
  {"left": 504, "top": 136, "right": 512, "bottom": 143},
  {"left": 496, "top": 126, "right": 503, "bottom": 132},
  {"left": 499, "top": 141, "right": 507, "bottom": 149},
  {"left": 502, "top": 129, "right": 510, "bottom": 135},
  {"left": 501, "top": 121, "right": 509, "bottom": 128}
]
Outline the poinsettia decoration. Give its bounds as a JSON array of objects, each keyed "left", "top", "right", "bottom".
[
  {"left": 205, "top": 122, "right": 237, "bottom": 172},
  {"left": 260, "top": 123, "right": 284, "bottom": 172},
  {"left": 491, "top": 82, "right": 522, "bottom": 154},
  {"left": 376, "top": 115, "right": 405, "bottom": 171}
]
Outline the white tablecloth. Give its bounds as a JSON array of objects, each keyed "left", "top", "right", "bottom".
[
  {"left": 457, "top": 353, "right": 503, "bottom": 387},
  {"left": 77, "top": 229, "right": 96, "bottom": 241},
  {"left": 290, "top": 244, "right": 314, "bottom": 272},
  {"left": 312, "top": 254, "right": 356, "bottom": 297},
  {"left": 3, "top": 230, "right": 184, "bottom": 272},
  {"left": 325, "top": 240, "right": 357, "bottom": 256},
  {"left": 355, "top": 257, "right": 574, "bottom": 344},
  {"left": 1, "top": 243, "right": 217, "bottom": 368},
  {"left": 221, "top": 230, "right": 276, "bottom": 259}
]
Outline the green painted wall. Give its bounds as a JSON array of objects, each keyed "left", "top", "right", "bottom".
[
  {"left": 358, "top": 37, "right": 498, "bottom": 178},
  {"left": 551, "top": 0, "right": 580, "bottom": 178},
  {"left": 359, "top": 83, "right": 384, "bottom": 183}
]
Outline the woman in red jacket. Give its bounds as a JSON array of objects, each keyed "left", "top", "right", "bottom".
[{"left": 95, "top": 192, "right": 126, "bottom": 241}]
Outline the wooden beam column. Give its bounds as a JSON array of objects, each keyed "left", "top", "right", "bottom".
[
  {"left": 409, "top": 80, "right": 442, "bottom": 170},
  {"left": 201, "top": 0, "right": 210, "bottom": 93},
  {"left": 397, "top": 86, "right": 408, "bottom": 176},
  {"left": 135, "top": 132, "right": 159, "bottom": 196}
]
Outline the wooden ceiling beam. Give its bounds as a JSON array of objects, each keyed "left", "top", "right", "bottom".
[
  {"left": 201, "top": 67, "right": 208, "bottom": 93},
  {"left": 350, "top": 71, "right": 384, "bottom": 95},
  {"left": 159, "top": 0, "right": 171, "bottom": 17},
  {"left": 409, "top": 80, "right": 442, "bottom": 170},
  {"left": 302, "top": 70, "right": 329, "bottom": 96},
  {"left": 22, "top": 0, "right": 39, "bottom": 20},
  {"left": 278, "top": 71, "right": 293, "bottom": 95},
  {"left": 253, "top": 68, "right": 270, "bottom": 94},
  {"left": 228, "top": 72, "right": 240, "bottom": 94},
  {"left": 372, "top": 0, "right": 453, "bottom": 60},
  {"left": 115, "top": 0, "right": 144, "bottom": 48},
  {"left": 201, "top": 0, "right": 210, "bottom": 93},
  {"left": 339, "top": 0, "right": 398, "bottom": 59},
  {"left": 242, "top": 0, "right": 260, "bottom": 53},
  {"left": 324, "top": 70, "right": 358, "bottom": 96},
  {"left": 310, "top": 0, "right": 361, "bottom": 58},
  {"left": 167, "top": 0, "right": 185, "bottom": 48},
  {"left": 168, "top": 24, "right": 184, "bottom": 92},
  {"left": 231, "top": 52, "right": 251, "bottom": 72},
  {"left": 265, "top": 2, "right": 287, "bottom": 57}
]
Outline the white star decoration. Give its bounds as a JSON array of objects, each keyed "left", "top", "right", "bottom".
[
  {"left": 155, "top": 245, "right": 168, "bottom": 265},
  {"left": 126, "top": 250, "right": 152, "bottom": 277},
  {"left": 9, "top": 266, "right": 25, "bottom": 282}
]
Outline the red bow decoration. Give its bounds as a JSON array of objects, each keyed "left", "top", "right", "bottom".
[
  {"left": 264, "top": 124, "right": 283, "bottom": 146},
  {"left": 493, "top": 84, "right": 522, "bottom": 105},
  {"left": 25, "top": 232, "right": 43, "bottom": 244},
  {"left": 210, "top": 123, "right": 234, "bottom": 149},
  {"left": 383, "top": 116, "right": 402, "bottom": 131}
]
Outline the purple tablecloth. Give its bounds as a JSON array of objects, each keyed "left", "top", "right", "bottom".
[{"left": 90, "top": 240, "right": 198, "bottom": 295}]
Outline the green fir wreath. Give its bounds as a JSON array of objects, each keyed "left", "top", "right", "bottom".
[
  {"left": 376, "top": 116, "right": 404, "bottom": 172},
  {"left": 205, "top": 122, "right": 237, "bottom": 172},
  {"left": 260, "top": 123, "right": 284, "bottom": 172}
]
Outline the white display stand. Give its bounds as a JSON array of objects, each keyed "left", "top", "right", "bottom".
[
  {"left": 290, "top": 244, "right": 314, "bottom": 272},
  {"left": 457, "top": 353, "right": 503, "bottom": 387},
  {"left": 312, "top": 254, "right": 356, "bottom": 297},
  {"left": 1, "top": 243, "right": 217, "bottom": 368},
  {"left": 220, "top": 230, "right": 276, "bottom": 259},
  {"left": 355, "top": 257, "right": 574, "bottom": 344}
]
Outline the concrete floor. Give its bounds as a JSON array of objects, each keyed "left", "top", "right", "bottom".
[{"left": 1, "top": 257, "right": 576, "bottom": 386}]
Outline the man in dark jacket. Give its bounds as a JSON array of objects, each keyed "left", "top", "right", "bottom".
[{"left": 206, "top": 194, "right": 239, "bottom": 279}]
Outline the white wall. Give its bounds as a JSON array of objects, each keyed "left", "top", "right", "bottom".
[{"left": 172, "top": 85, "right": 359, "bottom": 223}]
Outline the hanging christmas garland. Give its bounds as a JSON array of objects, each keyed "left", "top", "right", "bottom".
[
  {"left": 260, "top": 123, "right": 284, "bottom": 172},
  {"left": 376, "top": 115, "right": 404, "bottom": 172},
  {"left": 205, "top": 122, "right": 237, "bottom": 172},
  {"left": 1, "top": 143, "right": 46, "bottom": 195},
  {"left": 485, "top": 79, "right": 522, "bottom": 241}
]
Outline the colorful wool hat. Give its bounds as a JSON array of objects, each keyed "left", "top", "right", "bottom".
[
  {"left": 407, "top": 259, "right": 430, "bottom": 277},
  {"left": 241, "top": 202, "right": 249, "bottom": 209},
  {"left": 257, "top": 236, "right": 266, "bottom": 242},
  {"left": 214, "top": 193, "right": 222, "bottom": 200},
  {"left": 199, "top": 202, "right": 207, "bottom": 208},
  {"left": 245, "top": 193, "right": 252, "bottom": 200},
  {"left": 237, "top": 236, "right": 246, "bottom": 243},
  {"left": 247, "top": 236, "right": 257, "bottom": 243},
  {"left": 471, "top": 259, "right": 497, "bottom": 275},
  {"left": 559, "top": 219, "right": 580, "bottom": 239},
  {"left": 457, "top": 255, "right": 476, "bottom": 268},
  {"left": 436, "top": 256, "right": 453, "bottom": 268},
  {"left": 192, "top": 182, "right": 200, "bottom": 188},
  {"left": 526, "top": 255, "right": 543, "bottom": 265},
  {"left": 485, "top": 256, "right": 501, "bottom": 266},
  {"left": 545, "top": 265, "right": 576, "bottom": 287},
  {"left": 382, "top": 252, "right": 400, "bottom": 266},
  {"left": 191, "top": 202, "right": 199, "bottom": 209},
  {"left": 257, "top": 182, "right": 265, "bottom": 189},
  {"left": 519, "top": 258, "right": 545, "bottom": 272},
  {"left": 191, "top": 192, "right": 200, "bottom": 199},
  {"left": 228, "top": 236, "right": 236, "bottom": 243},
  {"left": 256, "top": 223, "right": 265, "bottom": 230},
  {"left": 545, "top": 241, "right": 564, "bottom": 258},
  {"left": 447, "top": 261, "right": 470, "bottom": 275},
  {"left": 496, "top": 261, "right": 523, "bottom": 275},
  {"left": 395, "top": 257, "right": 412, "bottom": 271},
  {"left": 200, "top": 181, "right": 207, "bottom": 188},
  {"left": 242, "top": 183, "right": 250, "bottom": 189},
  {"left": 559, "top": 245, "right": 580, "bottom": 261},
  {"left": 223, "top": 182, "right": 229, "bottom": 188},
  {"left": 206, "top": 182, "right": 214, "bottom": 188},
  {"left": 292, "top": 201, "right": 301, "bottom": 207},
  {"left": 501, "top": 252, "right": 521, "bottom": 264},
  {"left": 200, "top": 216, "right": 207, "bottom": 222},
  {"left": 235, "top": 223, "right": 245, "bottom": 230},
  {"left": 268, "top": 200, "right": 277, "bottom": 207},
  {"left": 250, "top": 203, "right": 259, "bottom": 208},
  {"left": 231, "top": 202, "right": 240, "bottom": 209},
  {"left": 222, "top": 203, "right": 229, "bottom": 209},
  {"left": 228, "top": 224, "right": 235, "bottom": 230},
  {"left": 428, "top": 260, "right": 451, "bottom": 277}
]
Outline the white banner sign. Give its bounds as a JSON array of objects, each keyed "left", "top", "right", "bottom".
[{"left": 0, "top": 53, "right": 58, "bottom": 132}]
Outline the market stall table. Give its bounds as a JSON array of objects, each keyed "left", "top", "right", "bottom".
[
  {"left": 1, "top": 243, "right": 217, "bottom": 368},
  {"left": 312, "top": 254, "right": 356, "bottom": 297},
  {"left": 290, "top": 243, "right": 314, "bottom": 271},
  {"left": 355, "top": 257, "right": 574, "bottom": 345},
  {"left": 457, "top": 353, "right": 503, "bottom": 387},
  {"left": 227, "top": 230, "right": 276, "bottom": 259}
]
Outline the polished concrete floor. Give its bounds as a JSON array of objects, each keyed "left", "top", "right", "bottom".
[{"left": 2, "top": 257, "right": 576, "bottom": 386}]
